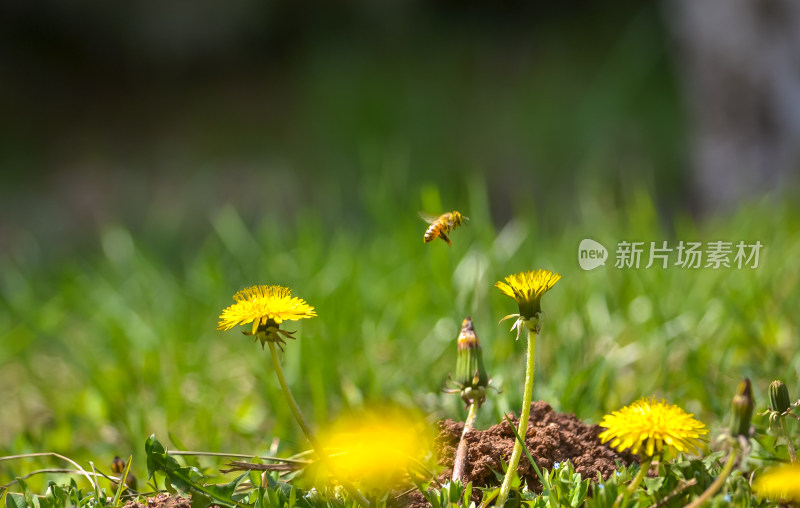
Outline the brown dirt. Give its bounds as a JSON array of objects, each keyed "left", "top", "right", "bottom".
[
  {"left": 405, "top": 401, "right": 637, "bottom": 507},
  {"left": 123, "top": 494, "right": 193, "bottom": 508}
]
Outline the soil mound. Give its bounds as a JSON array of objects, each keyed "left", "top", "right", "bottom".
[
  {"left": 407, "top": 401, "right": 637, "bottom": 506},
  {"left": 123, "top": 494, "right": 192, "bottom": 508}
]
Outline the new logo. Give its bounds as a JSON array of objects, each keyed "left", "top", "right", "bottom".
[{"left": 579, "top": 239, "right": 608, "bottom": 271}]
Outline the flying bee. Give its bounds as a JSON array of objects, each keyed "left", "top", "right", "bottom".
[{"left": 420, "top": 210, "right": 468, "bottom": 246}]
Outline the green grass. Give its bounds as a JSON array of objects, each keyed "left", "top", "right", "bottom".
[
  {"left": 2, "top": 3, "right": 797, "bottom": 505},
  {"left": 2, "top": 180, "right": 799, "bottom": 495}
]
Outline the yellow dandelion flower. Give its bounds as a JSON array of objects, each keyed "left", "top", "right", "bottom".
[
  {"left": 753, "top": 464, "right": 800, "bottom": 501},
  {"left": 218, "top": 285, "right": 316, "bottom": 348},
  {"left": 495, "top": 269, "right": 561, "bottom": 337},
  {"left": 598, "top": 398, "right": 708, "bottom": 459},
  {"left": 319, "top": 407, "right": 434, "bottom": 492}
]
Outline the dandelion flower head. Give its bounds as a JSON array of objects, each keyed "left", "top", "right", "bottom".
[
  {"left": 218, "top": 285, "right": 316, "bottom": 346},
  {"left": 319, "top": 407, "right": 434, "bottom": 492},
  {"left": 753, "top": 464, "right": 800, "bottom": 502},
  {"left": 495, "top": 269, "right": 561, "bottom": 337},
  {"left": 598, "top": 398, "right": 708, "bottom": 458}
]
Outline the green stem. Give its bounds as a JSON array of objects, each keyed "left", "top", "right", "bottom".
[
  {"left": 626, "top": 456, "right": 652, "bottom": 495},
  {"left": 496, "top": 326, "right": 535, "bottom": 507},
  {"left": 267, "top": 342, "right": 371, "bottom": 508},
  {"left": 611, "top": 456, "right": 652, "bottom": 508},
  {"left": 453, "top": 402, "right": 479, "bottom": 482},
  {"left": 684, "top": 447, "right": 739, "bottom": 508},
  {"left": 780, "top": 418, "right": 797, "bottom": 463}
]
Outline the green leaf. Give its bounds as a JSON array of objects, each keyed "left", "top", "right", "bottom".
[
  {"left": 287, "top": 487, "right": 296, "bottom": 508},
  {"left": 569, "top": 478, "right": 588, "bottom": 507},
  {"left": 45, "top": 482, "right": 67, "bottom": 508},
  {"left": 266, "top": 487, "right": 280, "bottom": 507},
  {"left": 16, "top": 479, "right": 38, "bottom": 508},
  {"left": 173, "top": 468, "right": 247, "bottom": 508},
  {"left": 642, "top": 476, "right": 664, "bottom": 494},
  {"left": 145, "top": 435, "right": 249, "bottom": 508},
  {"left": 189, "top": 493, "right": 209, "bottom": 508},
  {"left": 37, "top": 495, "right": 55, "bottom": 508},
  {"left": 479, "top": 487, "right": 499, "bottom": 508},
  {"left": 6, "top": 493, "right": 27, "bottom": 508},
  {"left": 262, "top": 472, "right": 278, "bottom": 490},
  {"left": 248, "top": 471, "right": 262, "bottom": 490},
  {"left": 229, "top": 473, "right": 255, "bottom": 503},
  {"left": 248, "top": 486, "right": 264, "bottom": 508},
  {"left": 68, "top": 479, "right": 81, "bottom": 506},
  {"left": 145, "top": 435, "right": 182, "bottom": 479}
]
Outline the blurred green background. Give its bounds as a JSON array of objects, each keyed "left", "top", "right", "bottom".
[{"left": 1, "top": 0, "right": 798, "bottom": 488}]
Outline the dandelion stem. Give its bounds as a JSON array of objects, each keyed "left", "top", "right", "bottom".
[
  {"left": 453, "top": 402, "right": 479, "bottom": 482},
  {"left": 267, "top": 342, "right": 371, "bottom": 508},
  {"left": 684, "top": 447, "right": 739, "bottom": 508},
  {"left": 626, "top": 457, "right": 652, "bottom": 495},
  {"left": 496, "top": 325, "right": 536, "bottom": 506},
  {"left": 780, "top": 418, "right": 797, "bottom": 463}
]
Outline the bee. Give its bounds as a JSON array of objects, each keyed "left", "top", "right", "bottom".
[
  {"left": 111, "top": 455, "right": 137, "bottom": 490},
  {"left": 420, "top": 211, "right": 468, "bottom": 246}
]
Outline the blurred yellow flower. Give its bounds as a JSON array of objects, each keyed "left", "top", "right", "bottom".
[
  {"left": 598, "top": 398, "right": 708, "bottom": 458},
  {"left": 753, "top": 464, "right": 800, "bottom": 501},
  {"left": 218, "top": 285, "right": 316, "bottom": 347},
  {"left": 319, "top": 407, "right": 433, "bottom": 492},
  {"left": 495, "top": 269, "right": 561, "bottom": 337}
]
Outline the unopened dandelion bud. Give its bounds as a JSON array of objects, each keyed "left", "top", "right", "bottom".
[
  {"left": 769, "top": 380, "right": 791, "bottom": 415},
  {"left": 730, "top": 378, "right": 755, "bottom": 438},
  {"left": 455, "top": 317, "right": 489, "bottom": 405}
]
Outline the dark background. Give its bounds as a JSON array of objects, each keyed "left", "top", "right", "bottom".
[{"left": 2, "top": 1, "right": 747, "bottom": 258}]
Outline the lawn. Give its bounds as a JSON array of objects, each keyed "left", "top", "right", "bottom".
[{"left": 2, "top": 183, "right": 798, "bottom": 505}]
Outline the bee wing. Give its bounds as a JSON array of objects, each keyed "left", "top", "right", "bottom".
[{"left": 418, "top": 211, "right": 440, "bottom": 224}]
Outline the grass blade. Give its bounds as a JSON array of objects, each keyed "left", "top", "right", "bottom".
[{"left": 502, "top": 413, "right": 551, "bottom": 501}]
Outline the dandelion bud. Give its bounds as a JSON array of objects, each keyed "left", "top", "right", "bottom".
[
  {"left": 769, "top": 380, "right": 791, "bottom": 415},
  {"left": 730, "top": 378, "right": 755, "bottom": 438},
  {"left": 455, "top": 317, "right": 489, "bottom": 406}
]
